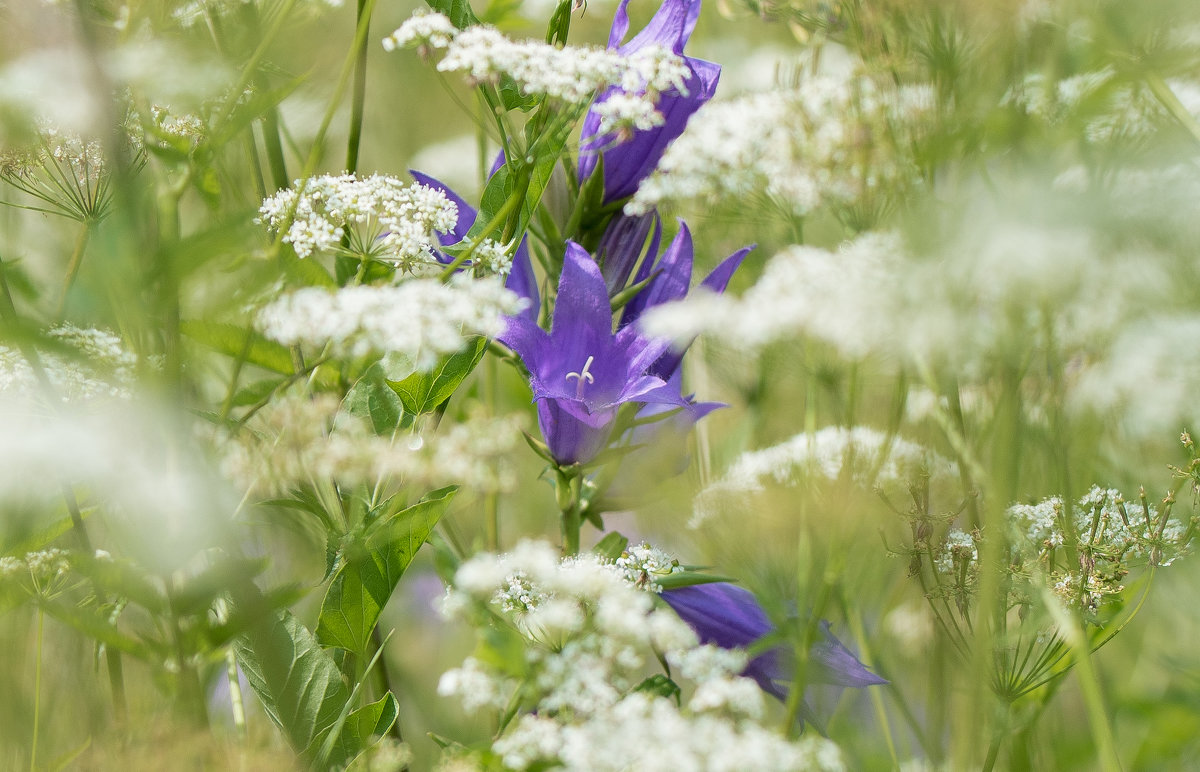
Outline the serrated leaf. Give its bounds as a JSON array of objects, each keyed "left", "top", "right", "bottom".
[
  {"left": 181, "top": 321, "right": 295, "bottom": 375},
  {"left": 425, "top": 0, "right": 479, "bottom": 28},
  {"left": 344, "top": 363, "right": 404, "bottom": 435},
  {"left": 316, "top": 487, "right": 457, "bottom": 653},
  {"left": 303, "top": 692, "right": 399, "bottom": 770},
  {"left": 234, "top": 605, "right": 351, "bottom": 761},
  {"left": 389, "top": 338, "right": 486, "bottom": 415}
]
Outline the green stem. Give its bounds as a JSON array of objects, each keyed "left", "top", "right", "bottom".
[
  {"left": 345, "top": 0, "right": 372, "bottom": 174},
  {"left": 30, "top": 607, "right": 43, "bottom": 772},
  {"left": 556, "top": 469, "right": 582, "bottom": 556},
  {"left": 1146, "top": 72, "right": 1200, "bottom": 151},
  {"left": 982, "top": 729, "right": 1002, "bottom": 772},
  {"left": 225, "top": 649, "right": 247, "bottom": 738},
  {"left": 57, "top": 221, "right": 91, "bottom": 318}
]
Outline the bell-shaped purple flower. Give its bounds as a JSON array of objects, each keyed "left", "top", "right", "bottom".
[
  {"left": 661, "top": 582, "right": 887, "bottom": 701},
  {"left": 578, "top": 0, "right": 721, "bottom": 203},
  {"left": 410, "top": 169, "right": 539, "bottom": 321},
  {"left": 498, "top": 241, "right": 687, "bottom": 465}
]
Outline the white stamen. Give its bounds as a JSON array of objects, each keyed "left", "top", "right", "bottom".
[{"left": 565, "top": 355, "right": 596, "bottom": 399}]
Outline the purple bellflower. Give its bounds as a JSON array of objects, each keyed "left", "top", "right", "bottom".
[
  {"left": 661, "top": 582, "right": 887, "bottom": 702},
  {"left": 578, "top": 0, "right": 721, "bottom": 203},
  {"left": 498, "top": 241, "right": 688, "bottom": 466},
  {"left": 409, "top": 169, "right": 539, "bottom": 322}
]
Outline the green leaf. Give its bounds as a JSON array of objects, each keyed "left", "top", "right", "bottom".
[
  {"left": 634, "top": 674, "right": 681, "bottom": 701},
  {"left": 499, "top": 75, "right": 540, "bottom": 112},
  {"left": 231, "top": 376, "right": 287, "bottom": 407},
  {"left": 592, "top": 532, "right": 629, "bottom": 561},
  {"left": 37, "top": 597, "right": 154, "bottom": 660},
  {"left": 344, "top": 362, "right": 405, "bottom": 434},
  {"left": 2, "top": 512, "right": 92, "bottom": 557},
  {"left": 425, "top": 0, "right": 479, "bottom": 28},
  {"left": 234, "top": 604, "right": 352, "bottom": 761},
  {"left": 280, "top": 246, "right": 337, "bottom": 288},
  {"left": 655, "top": 572, "right": 738, "bottom": 591},
  {"left": 316, "top": 487, "right": 457, "bottom": 653},
  {"left": 303, "top": 692, "right": 399, "bottom": 770},
  {"left": 182, "top": 321, "right": 295, "bottom": 375},
  {"left": 389, "top": 337, "right": 486, "bottom": 415}
]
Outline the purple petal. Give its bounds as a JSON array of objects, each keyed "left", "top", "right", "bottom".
[
  {"left": 507, "top": 244, "right": 540, "bottom": 323},
  {"left": 497, "top": 315, "right": 550, "bottom": 375},
  {"left": 613, "top": 0, "right": 703, "bottom": 54},
  {"left": 552, "top": 243, "right": 614, "bottom": 349},
  {"left": 598, "top": 212, "right": 661, "bottom": 295},
  {"left": 581, "top": 58, "right": 720, "bottom": 202},
  {"left": 661, "top": 583, "right": 887, "bottom": 702},
  {"left": 621, "top": 221, "right": 694, "bottom": 326},
  {"left": 538, "top": 399, "right": 615, "bottom": 465},
  {"left": 811, "top": 621, "right": 889, "bottom": 687},
  {"left": 649, "top": 244, "right": 753, "bottom": 380},
  {"left": 701, "top": 245, "right": 754, "bottom": 293}
]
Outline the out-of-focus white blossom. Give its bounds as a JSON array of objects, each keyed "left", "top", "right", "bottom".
[
  {"left": 256, "top": 276, "right": 522, "bottom": 373},
  {"left": 218, "top": 395, "right": 525, "bottom": 496},
  {"left": 694, "top": 426, "right": 957, "bottom": 526},
  {"left": 626, "top": 75, "right": 934, "bottom": 216},
  {"left": 0, "top": 325, "right": 141, "bottom": 402}
]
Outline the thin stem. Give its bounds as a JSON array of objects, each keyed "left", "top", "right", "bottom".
[
  {"left": 345, "top": 0, "right": 372, "bottom": 174},
  {"left": 225, "top": 649, "right": 247, "bottom": 739},
  {"left": 30, "top": 607, "right": 44, "bottom": 772},
  {"left": 57, "top": 221, "right": 91, "bottom": 318},
  {"left": 981, "top": 728, "right": 1003, "bottom": 772}
]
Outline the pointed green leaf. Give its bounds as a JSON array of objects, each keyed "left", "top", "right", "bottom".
[
  {"left": 344, "top": 362, "right": 405, "bottom": 434},
  {"left": 592, "top": 532, "right": 629, "bottom": 561},
  {"left": 235, "top": 606, "right": 351, "bottom": 760},
  {"left": 655, "top": 572, "right": 738, "bottom": 591},
  {"left": 181, "top": 321, "right": 295, "bottom": 375},
  {"left": 389, "top": 338, "right": 486, "bottom": 415},
  {"left": 634, "top": 674, "right": 681, "bottom": 701},
  {"left": 424, "top": 0, "right": 479, "bottom": 28},
  {"left": 303, "top": 692, "right": 399, "bottom": 770},
  {"left": 316, "top": 487, "right": 457, "bottom": 653}
]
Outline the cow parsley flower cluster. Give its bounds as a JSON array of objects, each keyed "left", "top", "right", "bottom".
[
  {"left": 0, "top": 324, "right": 141, "bottom": 402},
  {"left": 925, "top": 485, "right": 1193, "bottom": 615},
  {"left": 0, "top": 125, "right": 119, "bottom": 221},
  {"left": 694, "top": 426, "right": 957, "bottom": 526},
  {"left": 218, "top": 395, "right": 525, "bottom": 496},
  {"left": 257, "top": 174, "right": 460, "bottom": 270},
  {"left": 383, "top": 11, "right": 690, "bottom": 134},
  {"left": 626, "top": 76, "right": 933, "bottom": 216},
  {"left": 256, "top": 276, "right": 522, "bottom": 373},
  {"left": 438, "top": 540, "right": 846, "bottom": 772}
]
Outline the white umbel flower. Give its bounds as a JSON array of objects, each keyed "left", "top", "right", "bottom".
[{"left": 256, "top": 275, "right": 521, "bottom": 372}]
